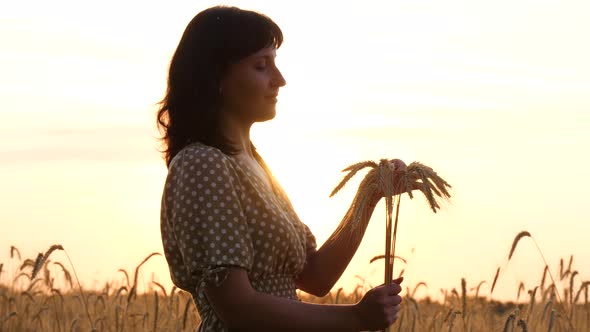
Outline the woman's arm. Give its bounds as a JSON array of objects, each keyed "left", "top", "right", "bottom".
[
  {"left": 295, "top": 200, "right": 378, "bottom": 297},
  {"left": 295, "top": 159, "right": 415, "bottom": 296},
  {"left": 205, "top": 267, "right": 401, "bottom": 331}
]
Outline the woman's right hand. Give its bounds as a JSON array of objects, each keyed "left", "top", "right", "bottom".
[{"left": 353, "top": 277, "right": 403, "bottom": 331}]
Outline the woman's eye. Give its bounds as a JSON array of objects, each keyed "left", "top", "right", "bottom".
[{"left": 255, "top": 64, "right": 267, "bottom": 71}]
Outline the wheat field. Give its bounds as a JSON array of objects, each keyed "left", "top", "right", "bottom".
[{"left": 0, "top": 238, "right": 588, "bottom": 331}]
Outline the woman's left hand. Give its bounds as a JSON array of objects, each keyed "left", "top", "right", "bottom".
[{"left": 368, "top": 159, "right": 419, "bottom": 206}]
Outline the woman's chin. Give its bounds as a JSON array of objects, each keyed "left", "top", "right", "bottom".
[{"left": 256, "top": 108, "right": 277, "bottom": 122}]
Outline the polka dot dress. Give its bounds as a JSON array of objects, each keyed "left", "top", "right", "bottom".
[{"left": 160, "top": 142, "right": 317, "bottom": 331}]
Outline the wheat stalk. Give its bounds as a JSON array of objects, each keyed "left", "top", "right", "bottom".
[
  {"left": 502, "top": 312, "right": 516, "bottom": 332},
  {"left": 566, "top": 255, "right": 574, "bottom": 276},
  {"left": 541, "top": 265, "right": 549, "bottom": 301},
  {"left": 508, "top": 231, "right": 531, "bottom": 261},
  {"left": 517, "top": 282, "right": 526, "bottom": 301},
  {"left": 491, "top": 267, "right": 501, "bottom": 294},
  {"left": 528, "top": 286, "right": 538, "bottom": 316},
  {"left": 53, "top": 262, "right": 73, "bottom": 289},
  {"left": 329, "top": 158, "right": 451, "bottom": 260},
  {"left": 330, "top": 158, "right": 451, "bottom": 332},
  {"left": 411, "top": 282, "right": 428, "bottom": 298},
  {"left": 118, "top": 269, "right": 131, "bottom": 288},
  {"left": 182, "top": 296, "right": 192, "bottom": 330},
  {"left": 128, "top": 253, "right": 161, "bottom": 303},
  {"left": 10, "top": 246, "right": 21, "bottom": 261},
  {"left": 369, "top": 255, "right": 407, "bottom": 265},
  {"left": 517, "top": 319, "right": 528, "bottom": 332},
  {"left": 34, "top": 244, "right": 96, "bottom": 331},
  {"left": 461, "top": 278, "right": 467, "bottom": 319},
  {"left": 570, "top": 270, "right": 579, "bottom": 306},
  {"left": 471, "top": 280, "right": 486, "bottom": 300},
  {"left": 500, "top": 231, "right": 575, "bottom": 331},
  {"left": 329, "top": 159, "right": 451, "bottom": 243},
  {"left": 574, "top": 282, "right": 590, "bottom": 304},
  {"left": 152, "top": 281, "right": 168, "bottom": 298},
  {"left": 153, "top": 290, "right": 159, "bottom": 332},
  {"left": 547, "top": 309, "right": 556, "bottom": 332}
]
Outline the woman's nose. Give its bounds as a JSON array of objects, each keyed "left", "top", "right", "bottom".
[{"left": 272, "top": 68, "right": 286, "bottom": 87}]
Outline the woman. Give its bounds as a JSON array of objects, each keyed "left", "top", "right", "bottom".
[{"left": 158, "top": 6, "right": 404, "bottom": 331}]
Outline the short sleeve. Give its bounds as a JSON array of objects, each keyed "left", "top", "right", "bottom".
[{"left": 167, "top": 146, "right": 253, "bottom": 291}]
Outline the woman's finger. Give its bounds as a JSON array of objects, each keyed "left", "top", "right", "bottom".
[
  {"left": 384, "top": 295, "right": 403, "bottom": 306},
  {"left": 387, "top": 283, "right": 402, "bottom": 295},
  {"left": 375, "top": 277, "right": 404, "bottom": 288}
]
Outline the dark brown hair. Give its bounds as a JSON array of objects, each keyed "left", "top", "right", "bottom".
[{"left": 156, "top": 6, "right": 283, "bottom": 167}]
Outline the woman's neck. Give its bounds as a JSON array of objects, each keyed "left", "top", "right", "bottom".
[{"left": 219, "top": 113, "right": 255, "bottom": 157}]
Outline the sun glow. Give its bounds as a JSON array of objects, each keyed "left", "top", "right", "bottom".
[{"left": 1, "top": 0, "right": 589, "bottom": 303}]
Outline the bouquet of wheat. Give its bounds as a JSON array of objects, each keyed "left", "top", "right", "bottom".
[{"left": 329, "top": 158, "right": 451, "bottom": 327}]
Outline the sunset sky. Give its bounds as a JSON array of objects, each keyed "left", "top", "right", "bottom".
[{"left": 1, "top": 0, "right": 589, "bottom": 302}]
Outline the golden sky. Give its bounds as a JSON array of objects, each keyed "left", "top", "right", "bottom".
[{"left": 1, "top": 0, "right": 589, "bottom": 302}]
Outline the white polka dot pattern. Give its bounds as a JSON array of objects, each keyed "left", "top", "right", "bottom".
[{"left": 160, "top": 142, "right": 317, "bottom": 331}]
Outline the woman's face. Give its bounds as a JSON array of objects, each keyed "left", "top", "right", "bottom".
[{"left": 220, "top": 47, "right": 286, "bottom": 124}]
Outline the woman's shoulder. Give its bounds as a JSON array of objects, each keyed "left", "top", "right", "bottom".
[{"left": 169, "top": 142, "right": 231, "bottom": 170}]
